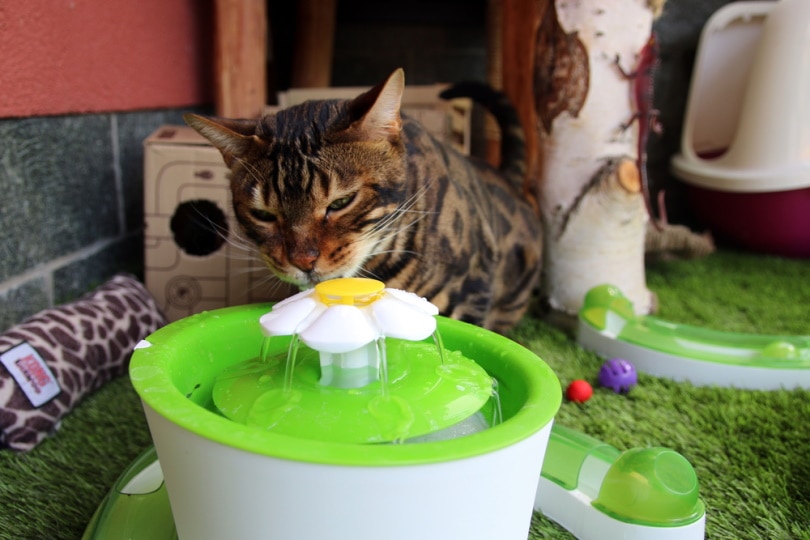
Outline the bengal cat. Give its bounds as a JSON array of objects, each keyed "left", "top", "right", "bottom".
[{"left": 185, "top": 68, "right": 541, "bottom": 332}]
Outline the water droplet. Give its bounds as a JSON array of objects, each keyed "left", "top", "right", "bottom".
[
  {"left": 368, "top": 395, "right": 414, "bottom": 440},
  {"left": 246, "top": 389, "right": 302, "bottom": 429}
]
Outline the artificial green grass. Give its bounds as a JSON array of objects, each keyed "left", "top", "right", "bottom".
[
  {"left": 0, "top": 377, "right": 152, "bottom": 540},
  {"left": 518, "top": 251, "right": 810, "bottom": 539},
  {"left": 0, "top": 249, "right": 808, "bottom": 539}
]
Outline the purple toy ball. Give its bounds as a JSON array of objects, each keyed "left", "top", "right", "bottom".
[{"left": 598, "top": 358, "right": 637, "bottom": 393}]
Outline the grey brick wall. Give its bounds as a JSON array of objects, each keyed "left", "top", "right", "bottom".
[{"left": 0, "top": 108, "right": 200, "bottom": 331}]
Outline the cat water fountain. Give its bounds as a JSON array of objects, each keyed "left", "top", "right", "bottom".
[{"left": 118, "top": 278, "right": 561, "bottom": 540}]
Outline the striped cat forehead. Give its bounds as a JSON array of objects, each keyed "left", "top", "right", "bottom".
[
  {"left": 252, "top": 148, "right": 336, "bottom": 204},
  {"left": 258, "top": 100, "right": 347, "bottom": 143}
]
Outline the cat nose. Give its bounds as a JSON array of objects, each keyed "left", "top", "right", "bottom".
[{"left": 290, "top": 250, "right": 319, "bottom": 272}]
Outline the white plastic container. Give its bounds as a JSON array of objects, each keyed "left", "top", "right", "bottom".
[{"left": 671, "top": 0, "right": 810, "bottom": 192}]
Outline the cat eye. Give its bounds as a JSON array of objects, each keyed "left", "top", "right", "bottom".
[
  {"left": 250, "top": 208, "right": 277, "bottom": 223},
  {"left": 328, "top": 194, "right": 355, "bottom": 212}
]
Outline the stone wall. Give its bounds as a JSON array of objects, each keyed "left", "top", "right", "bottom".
[{"left": 0, "top": 109, "right": 201, "bottom": 330}]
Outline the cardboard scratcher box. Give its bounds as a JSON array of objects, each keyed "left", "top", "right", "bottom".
[
  {"left": 144, "top": 86, "right": 471, "bottom": 321},
  {"left": 143, "top": 126, "right": 298, "bottom": 322}
]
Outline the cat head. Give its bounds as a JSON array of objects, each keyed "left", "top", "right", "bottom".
[{"left": 185, "top": 69, "right": 408, "bottom": 289}]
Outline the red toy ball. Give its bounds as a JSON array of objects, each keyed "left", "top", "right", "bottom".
[{"left": 566, "top": 379, "right": 593, "bottom": 403}]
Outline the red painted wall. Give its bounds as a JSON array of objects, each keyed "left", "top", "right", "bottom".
[{"left": 0, "top": 0, "right": 213, "bottom": 118}]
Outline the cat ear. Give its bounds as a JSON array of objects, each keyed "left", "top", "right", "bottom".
[
  {"left": 184, "top": 113, "right": 260, "bottom": 166},
  {"left": 347, "top": 68, "right": 405, "bottom": 140}
]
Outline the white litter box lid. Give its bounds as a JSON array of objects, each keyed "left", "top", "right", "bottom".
[{"left": 671, "top": 0, "right": 810, "bottom": 193}]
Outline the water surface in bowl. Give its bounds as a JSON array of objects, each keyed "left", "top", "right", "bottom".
[{"left": 210, "top": 337, "right": 500, "bottom": 444}]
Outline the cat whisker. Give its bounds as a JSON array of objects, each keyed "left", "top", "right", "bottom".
[
  {"left": 359, "top": 207, "right": 429, "bottom": 248},
  {"left": 368, "top": 248, "right": 420, "bottom": 256},
  {"left": 354, "top": 266, "right": 385, "bottom": 282},
  {"left": 179, "top": 203, "right": 275, "bottom": 273},
  {"left": 221, "top": 230, "right": 262, "bottom": 256},
  {"left": 228, "top": 263, "right": 274, "bottom": 276},
  {"left": 209, "top": 237, "right": 265, "bottom": 263},
  {"left": 357, "top": 189, "right": 433, "bottom": 244},
  {"left": 245, "top": 271, "right": 290, "bottom": 297},
  {"left": 182, "top": 202, "right": 242, "bottom": 245},
  {"left": 233, "top": 156, "right": 267, "bottom": 189}
]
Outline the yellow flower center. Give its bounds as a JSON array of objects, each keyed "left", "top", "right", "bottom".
[{"left": 315, "top": 278, "right": 385, "bottom": 307}]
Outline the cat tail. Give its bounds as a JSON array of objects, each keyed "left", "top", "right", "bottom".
[{"left": 439, "top": 82, "right": 528, "bottom": 190}]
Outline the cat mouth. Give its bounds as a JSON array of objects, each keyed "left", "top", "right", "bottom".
[
  {"left": 277, "top": 268, "right": 344, "bottom": 289},
  {"left": 262, "top": 255, "right": 363, "bottom": 289},
  {"left": 260, "top": 256, "right": 326, "bottom": 288}
]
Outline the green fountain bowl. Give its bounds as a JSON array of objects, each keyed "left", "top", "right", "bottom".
[{"left": 129, "top": 304, "right": 562, "bottom": 467}]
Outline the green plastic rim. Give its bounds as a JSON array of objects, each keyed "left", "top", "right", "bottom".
[{"left": 129, "top": 304, "right": 561, "bottom": 466}]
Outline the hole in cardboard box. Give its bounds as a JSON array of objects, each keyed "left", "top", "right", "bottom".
[{"left": 170, "top": 199, "right": 228, "bottom": 256}]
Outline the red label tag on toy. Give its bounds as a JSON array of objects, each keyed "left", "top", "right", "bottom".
[{"left": 0, "top": 342, "right": 61, "bottom": 407}]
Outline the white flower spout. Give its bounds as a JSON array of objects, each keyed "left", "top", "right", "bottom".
[{"left": 259, "top": 278, "right": 439, "bottom": 388}]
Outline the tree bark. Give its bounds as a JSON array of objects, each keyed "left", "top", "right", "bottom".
[{"left": 534, "top": 0, "right": 658, "bottom": 317}]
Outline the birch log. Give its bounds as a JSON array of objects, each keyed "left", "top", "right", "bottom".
[{"left": 535, "top": 0, "right": 659, "bottom": 317}]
